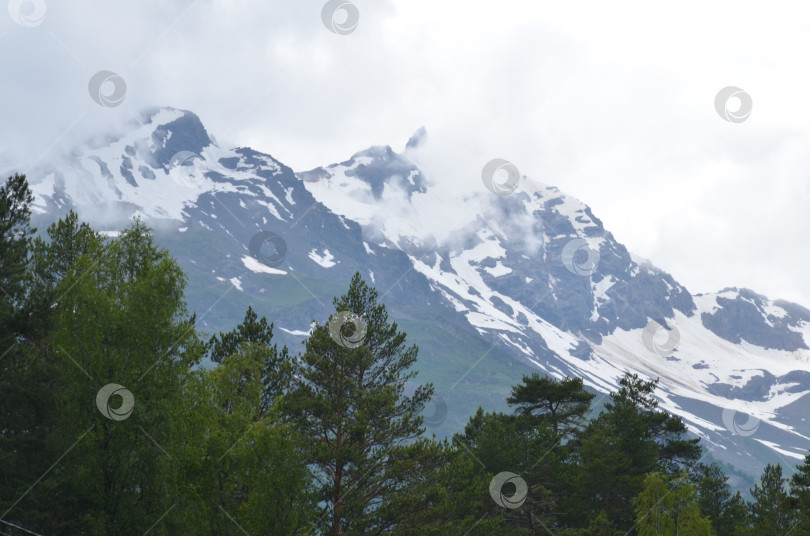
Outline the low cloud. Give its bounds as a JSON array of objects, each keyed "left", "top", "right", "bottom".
[{"left": 3, "top": 0, "right": 810, "bottom": 305}]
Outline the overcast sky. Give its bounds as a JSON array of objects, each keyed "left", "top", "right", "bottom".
[{"left": 3, "top": 0, "right": 810, "bottom": 306}]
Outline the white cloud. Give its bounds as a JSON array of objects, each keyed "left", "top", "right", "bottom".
[{"left": 3, "top": 0, "right": 810, "bottom": 305}]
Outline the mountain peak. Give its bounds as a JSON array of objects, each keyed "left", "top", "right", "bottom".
[
  {"left": 141, "top": 107, "right": 213, "bottom": 168},
  {"left": 299, "top": 142, "right": 427, "bottom": 202},
  {"left": 29, "top": 106, "right": 220, "bottom": 223},
  {"left": 27, "top": 107, "right": 810, "bottom": 480},
  {"left": 406, "top": 127, "right": 427, "bottom": 150}
]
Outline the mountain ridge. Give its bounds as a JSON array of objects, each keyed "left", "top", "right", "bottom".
[{"left": 25, "top": 106, "right": 810, "bottom": 483}]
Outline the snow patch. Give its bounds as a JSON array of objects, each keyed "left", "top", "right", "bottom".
[
  {"left": 308, "top": 249, "right": 337, "bottom": 268},
  {"left": 280, "top": 327, "right": 311, "bottom": 336},
  {"left": 241, "top": 255, "right": 287, "bottom": 275},
  {"left": 753, "top": 439, "right": 805, "bottom": 460},
  {"left": 483, "top": 261, "right": 512, "bottom": 277}
]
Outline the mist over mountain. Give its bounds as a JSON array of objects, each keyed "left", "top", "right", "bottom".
[{"left": 28, "top": 107, "right": 810, "bottom": 484}]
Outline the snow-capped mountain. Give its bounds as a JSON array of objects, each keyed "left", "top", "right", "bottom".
[{"left": 26, "top": 107, "right": 810, "bottom": 484}]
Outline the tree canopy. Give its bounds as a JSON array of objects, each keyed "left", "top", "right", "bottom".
[{"left": 1, "top": 174, "right": 807, "bottom": 535}]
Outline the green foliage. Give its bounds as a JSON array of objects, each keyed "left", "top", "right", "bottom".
[
  {"left": 207, "top": 305, "right": 275, "bottom": 363},
  {"left": 43, "top": 218, "right": 200, "bottom": 534},
  {"left": 283, "top": 272, "right": 434, "bottom": 535},
  {"left": 580, "top": 511, "right": 623, "bottom": 536},
  {"left": 0, "top": 173, "right": 38, "bottom": 344},
  {"left": 454, "top": 407, "right": 560, "bottom": 532},
  {"left": 690, "top": 463, "right": 746, "bottom": 536},
  {"left": 573, "top": 373, "right": 702, "bottom": 531},
  {"left": 738, "top": 463, "right": 797, "bottom": 535},
  {"left": 5, "top": 207, "right": 810, "bottom": 536},
  {"left": 31, "top": 210, "right": 101, "bottom": 294},
  {"left": 178, "top": 341, "right": 315, "bottom": 535},
  {"left": 0, "top": 174, "right": 56, "bottom": 532},
  {"left": 507, "top": 374, "right": 594, "bottom": 436},
  {"left": 381, "top": 439, "right": 505, "bottom": 535},
  {"left": 790, "top": 453, "right": 810, "bottom": 534},
  {"left": 206, "top": 305, "right": 292, "bottom": 413},
  {"left": 633, "top": 472, "right": 714, "bottom": 536}
]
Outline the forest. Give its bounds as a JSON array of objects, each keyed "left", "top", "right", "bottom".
[{"left": 2, "top": 172, "right": 810, "bottom": 535}]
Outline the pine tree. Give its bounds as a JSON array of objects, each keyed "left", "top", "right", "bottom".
[
  {"left": 283, "top": 272, "right": 433, "bottom": 535},
  {"left": 575, "top": 417, "right": 632, "bottom": 529},
  {"left": 0, "top": 174, "right": 38, "bottom": 344},
  {"left": 379, "top": 439, "right": 504, "bottom": 535},
  {"left": 574, "top": 373, "right": 701, "bottom": 531},
  {"left": 455, "top": 408, "right": 558, "bottom": 531},
  {"left": 30, "top": 209, "right": 101, "bottom": 292},
  {"left": 505, "top": 374, "right": 595, "bottom": 531},
  {"left": 506, "top": 374, "right": 594, "bottom": 437},
  {"left": 0, "top": 174, "right": 55, "bottom": 532},
  {"left": 690, "top": 463, "right": 746, "bottom": 536},
  {"left": 742, "top": 464, "right": 797, "bottom": 535},
  {"left": 581, "top": 510, "right": 622, "bottom": 536},
  {"left": 790, "top": 452, "right": 810, "bottom": 535},
  {"left": 207, "top": 305, "right": 275, "bottom": 363},
  {"left": 206, "top": 305, "right": 292, "bottom": 413}
]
